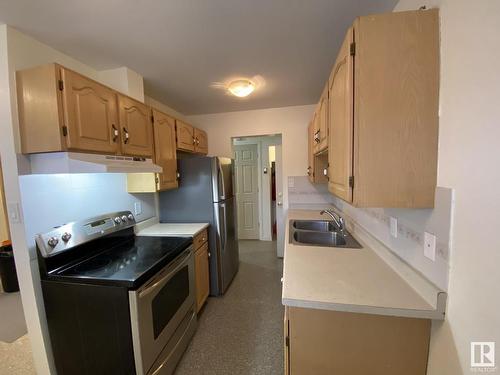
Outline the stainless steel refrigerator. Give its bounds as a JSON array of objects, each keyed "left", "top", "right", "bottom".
[{"left": 159, "top": 156, "right": 239, "bottom": 296}]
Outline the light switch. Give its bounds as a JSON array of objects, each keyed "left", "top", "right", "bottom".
[
  {"left": 424, "top": 232, "right": 436, "bottom": 261},
  {"left": 390, "top": 217, "right": 398, "bottom": 238},
  {"left": 7, "top": 202, "right": 22, "bottom": 224}
]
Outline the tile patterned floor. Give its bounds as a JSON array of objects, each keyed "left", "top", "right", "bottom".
[
  {"left": 0, "top": 335, "right": 36, "bottom": 375},
  {"left": 175, "top": 240, "right": 284, "bottom": 375}
]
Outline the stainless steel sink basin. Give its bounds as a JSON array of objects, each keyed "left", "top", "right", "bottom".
[
  {"left": 292, "top": 220, "right": 337, "bottom": 232},
  {"left": 293, "top": 230, "right": 347, "bottom": 246},
  {"left": 289, "top": 220, "right": 362, "bottom": 249}
]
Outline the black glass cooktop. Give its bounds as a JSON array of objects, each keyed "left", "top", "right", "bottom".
[{"left": 50, "top": 235, "right": 192, "bottom": 288}]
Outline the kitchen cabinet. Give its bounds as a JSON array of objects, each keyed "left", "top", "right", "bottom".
[
  {"left": 176, "top": 120, "right": 196, "bottom": 152},
  {"left": 194, "top": 128, "right": 208, "bottom": 155},
  {"left": 176, "top": 120, "right": 209, "bottom": 155},
  {"left": 314, "top": 84, "right": 328, "bottom": 154},
  {"left": 126, "top": 109, "right": 178, "bottom": 193},
  {"left": 153, "top": 109, "right": 178, "bottom": 190},
  {"left": 118, "top": 95, "right": 154, "bottom": 157},
  {"left": 193, "top": 229, "right": 209, "bottom": 312},
  {"left": 327, "top": 9, "right": 439, "bottom": 207},
  {"left": 307, "top": 121, "right": 328, "bottom": 184},
  {"left": 17, "top": 64, "right": 120, "bottom": 154},
  {"left": 0, "top": 163, "right": 10, "bottom": 245},
  {"left": 284, "top": 306, "right": 431, "bottom": 375}
]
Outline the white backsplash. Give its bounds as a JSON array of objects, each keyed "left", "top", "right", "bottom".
[
  {"left": 288, "top": 176, "right": 452, "bottom": 291},
  {"left": 19, "top": 173, "right": 156, "bottom": 258}
]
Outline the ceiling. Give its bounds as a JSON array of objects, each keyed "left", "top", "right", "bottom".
[{"left": 0, "top": 0, "right": 398, "bottom": 115}]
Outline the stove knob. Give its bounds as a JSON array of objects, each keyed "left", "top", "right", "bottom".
[
  {"left": 128, "top": 214, "right": 134, "bottom": 221},
  {"left": 121, "top": 215, "right": 128, "bottom": 222},
  {"left": 114, "top": 217, "right": 122, "bottom": 224},
  {"left": 47, "top": 236, "right": 59, "bottom": 247},
  {"left": 61, "top": 232, "right": 72, "bottom": 242}
]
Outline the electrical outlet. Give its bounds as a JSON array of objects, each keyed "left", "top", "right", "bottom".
[
  {"left": 390, "top": 217, "right": 398, "bottom": 238},
  {"left": 134, "top": 202, "right": 142, "bottom": 216},
  {"left": 424, "top": 232, "right": 436, "bottom": 261},
  {"left": 7, "top": 202, "right": 22, "bottom": 224}
]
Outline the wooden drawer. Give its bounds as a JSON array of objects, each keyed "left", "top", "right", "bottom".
[{"left": 193, "top": 228, "right": 208, "bottom": 249}]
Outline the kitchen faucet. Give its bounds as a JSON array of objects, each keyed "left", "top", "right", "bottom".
[{"left": 320, "top": 209, "right": 345, "bottom": 233}]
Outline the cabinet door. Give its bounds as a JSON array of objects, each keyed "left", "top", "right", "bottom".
[
  {"left": 195, "top": 243, "right": 210, "bottom": 312},
  {"left": 152, "top": 109, "right": 178, "bottom": 191},
  {"left": 317, "top": 84, "right": 328, "bottom": 152},
  {"left": 289, "top": 307, "right": 430, "bottom": 375},
  {"left": 307, "top": 122, "right": 314, "bottom": 182},
  {"left": 328, "top": 28, "right": 354, "bottom": 202},
  {"left": 176, "top": 121, "right": 195, "bottom": 152},
  {"left": 194, "top": 128, "right": 208, "bottom": 155},
  {"left": 60, "top": 68, "right": 119, "bottom": 154},
  {"left": 118, "top": 95, "right": 153, "bottom": 157},
  {"left": 312, "top": 109, "right": 319, "bottom": 154}
]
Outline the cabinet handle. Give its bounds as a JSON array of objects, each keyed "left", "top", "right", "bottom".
[
  {"left": 123, "top": 127, "right": 129, "bottom": 144},
  {"left": 112, "top": 124, "right": 118, "bottom": 142},
  {"left": 196, "top": 138, "right": 200, "bottom": 145},
  {"left": 307, "top": 166, "right": 311, "bottom": 176},
  {"left": 192, "top": 136, "right": 196, "bottom": 145}
]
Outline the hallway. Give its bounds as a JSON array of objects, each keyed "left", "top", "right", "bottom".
[{"left": 175, "top": 240, "right": 284, "bottom": 375}]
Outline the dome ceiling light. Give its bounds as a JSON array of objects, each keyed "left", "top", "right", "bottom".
[
  {"left": 227, "top": 79, "right": 255, "bottom": 98},
  {"left": 210, "top": 75, "right": 265, "bottom": 99}
]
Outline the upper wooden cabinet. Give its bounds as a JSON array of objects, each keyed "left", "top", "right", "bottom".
[
  {"left": 153, "top": 109, "right": 178, "bottom": 191},
  {"left": 60, "top": 68, "right": 119, "bottom": 154},
  {"left": 194, "top": 128, "right": 208, "bottom": 155},
  {"left": 17, "top": 63, "right": 155, "bottom": 158},
  {"left": 327, "top": 9, "right": 439, "bottom": 208},
  {"left": 176, "top": 120, "right": 195, "bottom": 152},
  {"left": 314, "top": 84, "right": 328, "bottom": 153},
  {"left": 328, "top": 27, "right": 354, "bottom": 203},
  {"left": 308, "top": 121, "right": 328, "bottom": 184},
  {"left": 118, "top": 95, "right": 153, "bottom": 157}
]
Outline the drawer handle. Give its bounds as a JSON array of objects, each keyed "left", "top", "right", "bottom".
[
  {"left": 123, "top": 127, "right": 130, "bottom": 144},
  {"left": 112, "top": 124, "right": 118, "bottom": 142}
]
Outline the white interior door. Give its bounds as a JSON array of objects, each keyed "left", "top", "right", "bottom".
[
  {"left": 275, "top": 145, "right": 284, "bottom": 257},
  {"left": 234, "top": 144, "right": 260, "bottom": 239}
]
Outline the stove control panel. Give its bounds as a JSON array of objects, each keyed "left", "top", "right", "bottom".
[{"left": 36, "top": 211, "right": 136, "bottom": 258}]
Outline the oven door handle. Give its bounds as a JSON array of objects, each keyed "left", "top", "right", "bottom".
[{"left": 138, "top": 249, "right": 191, "bottom": 299}]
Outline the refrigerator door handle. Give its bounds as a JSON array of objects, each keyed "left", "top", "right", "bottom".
[
  {"left": 219, "top": 203, "right": 226, "bottom": 252},
  {"left": 218, "top": 160, "right": 226, "bottom": 200}
]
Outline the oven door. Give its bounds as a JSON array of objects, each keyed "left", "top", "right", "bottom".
[{"left": 129, "top": 247, "right": 195, "bottom": 375}]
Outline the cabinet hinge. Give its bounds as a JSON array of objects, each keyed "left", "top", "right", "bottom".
[
  {"left": 350, "top": 42, "right": 356, "bottom": 56},
  {"left": 62, "top": 126, "right": 68, "bottom": 136},
  {"left": 285, "top": 336, "right": 290, "bottom": 347},
  {"left": 155, "top": 176, "right": 159, "bottom": 184},
  {"left": 58, "top": 79, "right": 64, "bottom": 91},
  {"left": 349, "top": 176, "right": 354, "bottom": 188}
]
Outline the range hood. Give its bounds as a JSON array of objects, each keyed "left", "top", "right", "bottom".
[{"left": 28, "top": 152, "right": 163, "bottom": 174}]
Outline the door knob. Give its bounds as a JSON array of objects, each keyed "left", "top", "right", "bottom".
[{"left": 277, "top": 201, "right": 283, "bottom": 206}]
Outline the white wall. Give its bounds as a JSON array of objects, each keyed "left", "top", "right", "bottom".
[
  {"left": 393, "top": 2, "right": 500, "bottom": 374},
  {"left": 188, "top": 104, "right": 314, "bottom": 210}
]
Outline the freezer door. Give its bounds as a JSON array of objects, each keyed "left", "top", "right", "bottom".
[
  {"left": 212, "top": 157, "right": 234, "bottom": 202},
  {"left": 214, "top": 198, "right": 239, "bottom": 293}
]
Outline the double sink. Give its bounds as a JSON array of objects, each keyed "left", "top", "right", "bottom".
[{"left": 289, "top": 220, "right": 362, "bottom": 249}]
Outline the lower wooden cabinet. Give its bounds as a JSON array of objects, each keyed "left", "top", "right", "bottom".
[
  {"left": 194, "top": 230, "right": 210, "bottom": 312},
  {"left": 284, "top": 307, "right": 431, "bottom": 375}
]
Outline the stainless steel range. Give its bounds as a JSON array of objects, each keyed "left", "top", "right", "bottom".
[{"left": 36, "top": 211, "right": 197, "bottom": 375}]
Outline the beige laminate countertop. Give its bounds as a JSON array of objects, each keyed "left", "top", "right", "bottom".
[
  {"left": 282, "top": 209, "right": 446, "bottom": 320},
  {"left": 135, "top": 219, "right": 209, "bottom": 238}
]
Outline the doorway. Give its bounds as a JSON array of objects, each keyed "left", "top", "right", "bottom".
[{"left": 232, "top": 135, "right": 283, "bottom": 245}]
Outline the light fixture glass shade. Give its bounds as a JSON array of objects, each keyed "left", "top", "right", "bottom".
[{"left": 227, "top": 79, "right": 255, "bottom": 97}]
